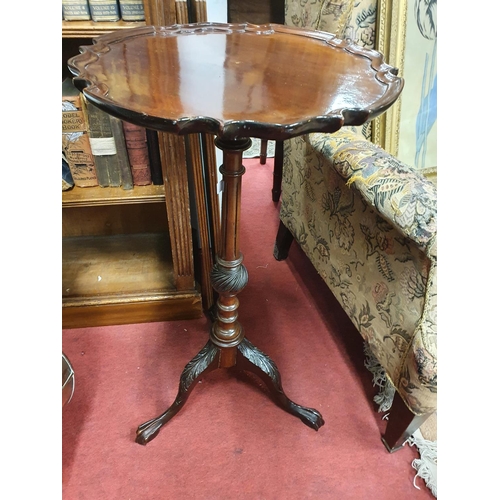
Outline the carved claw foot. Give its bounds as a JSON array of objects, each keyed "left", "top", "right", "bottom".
[
  {"left": 236, "top": 338, "right": 324, "bottom": 430},
  {"left": 135, "top": 341, "right": 220, "bottom": 445},
  {"left": 136, "top": 417, "right": 167, "bottom": 445},
  {"left": 287, "top": 403, "right": 325, "bottom": 430}
]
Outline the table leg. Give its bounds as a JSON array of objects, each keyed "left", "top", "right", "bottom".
[
  {"left": 135, "top": 341, "right": 220, "bottom": 445},
  {"left": 135, "top": 138, "right": 323, "bottom": 445},
  {"left": 236, "top": 338, "right": 324, "bottom": 430},
  {"left": 260, "top": 139, "right": 268, "bottom": 164}
]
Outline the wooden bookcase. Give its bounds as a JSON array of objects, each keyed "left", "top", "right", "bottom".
[{"left": 62, "top": 1, "right": 216, "bottom": 328}]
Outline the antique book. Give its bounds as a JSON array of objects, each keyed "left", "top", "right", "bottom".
[
  {"left": 83, "top": 97, "right": 123, "bottom": 187},
  {"left": 62, "top": 0, "right": 91, "bottom": 20},
  {"left": 62, "top": 154, "right": 75, "bottom": 191},
  {"left": 118, "top": 0, "right": 145, "bottom": 21},
  {"left": 62, "top": 78, "right": 98, "bottom": 188},
  {"left": 145, "top": 129, "right": 163, "bottom": 185},
  {"left": 122, "top": 121, "right": 152, "bottom": 186},
  {"left": 88, "top": 0, "right": 120, "bottom": 21},
  {"left": 110, "top": 117, "right": 134, "bottom": 190}
]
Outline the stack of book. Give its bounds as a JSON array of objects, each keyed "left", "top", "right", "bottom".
[
  {"left": 62, "top": 1, "right": 145, "bottom": 22},
  {"left": 62, "top": 78, "right": 163, "bottom": 190}
]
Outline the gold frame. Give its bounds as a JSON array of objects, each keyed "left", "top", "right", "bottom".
[{"left": 372, "top": 0, "right": 408, "bottom": 156}]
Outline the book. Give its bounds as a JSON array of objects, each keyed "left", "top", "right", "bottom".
[
  {"left": 122, "top": 122, "right": 152, "bottom": 186},
  {"left": 62, "top": 0, "right": 91, "bottom": 20},
  {"left": 83, "top": 97, "right": 128, "bottom": 188},
  {"left": 146, "top": 129, "right": 163, "bottom": 185},
  {"left": 62, "top": 154, "right": 75, "bottom": 191},
  {"left": 118, "top": 0, "right": 145, "bottom": 21},
  {"left": 62, "top": 78, "right": 99, "bottom": 188},
  {"left": 110, "top": 118, "right": 134, "bottom": 190},
  {"left": 88, "top": 0, "right": 120, "bottom": 21}
]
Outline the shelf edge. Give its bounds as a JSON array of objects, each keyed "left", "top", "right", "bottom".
[{"left": 63, "top": 290, "right": 201, "bottom": 308}]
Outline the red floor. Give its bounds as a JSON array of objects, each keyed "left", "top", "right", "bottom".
[{"left": 62, "top": 158, "right": 434, "bottom": 499}]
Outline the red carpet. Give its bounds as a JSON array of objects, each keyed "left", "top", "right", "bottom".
[{"left": 62, "top": 158, "right": 433, "bottom": 499}]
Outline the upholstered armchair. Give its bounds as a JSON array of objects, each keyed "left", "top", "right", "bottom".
[{"left": 273, "top": 0, "right": 437, "bottom": 452}]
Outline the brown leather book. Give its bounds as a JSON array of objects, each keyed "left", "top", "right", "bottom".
[
  {"left": 122, "top": 121, "right": 152, "bottom": 186},
  {"left": 110, "top": 117, "right": 133, "bottom": 190},
  {"left": 83, "top": 97, "right": 123, "bottom": 188}
]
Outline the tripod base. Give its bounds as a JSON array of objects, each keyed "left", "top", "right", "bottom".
[{"left": 135, "top": 338, "right": 324, "bottom": 445}]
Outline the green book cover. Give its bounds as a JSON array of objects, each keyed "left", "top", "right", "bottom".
[
  {"left": 118, "top": 0, "right": 145, "bottom": 21},
  {"left": 63, "top": 0, "right": 91, "bottom": 20},
  {"left": 88, "top": 0, "right": 120, "bottom": 21}
]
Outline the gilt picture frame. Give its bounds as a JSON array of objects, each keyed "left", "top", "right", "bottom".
[
  {"left": 373, "top": 0, "right": 437, "bottom": 173},
  {"left": 371, "top": 0, "right": 408, "bottom": 157}
]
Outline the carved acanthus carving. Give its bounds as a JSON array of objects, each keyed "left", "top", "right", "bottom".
[{"left": 210, "top": 255, "right": 248, "bottom": 295}]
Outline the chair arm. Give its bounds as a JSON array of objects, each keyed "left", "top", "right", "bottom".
[{"left": 308, "top": 130, "right": 437, "bottom": 258}]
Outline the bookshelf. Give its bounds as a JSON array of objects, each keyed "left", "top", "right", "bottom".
[
  {"left": 62, "top": 1, "right": 213, "bottom": 328},
  {"left": 62, "top": 184, "right": 165, "bottom": 207},
  {"left": 62, "top": 20, "right": 146, "bottom": 38}
]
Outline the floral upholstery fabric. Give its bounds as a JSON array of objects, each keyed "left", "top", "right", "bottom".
[
  {"left": 281, "top": 0, "right": 438, "bottom": 417},
  {"left": 285, "top": 0, "right": 377, "bottom": 140},
  {"left": 280, "top": 128, "right": 437, "bottom": 415}
]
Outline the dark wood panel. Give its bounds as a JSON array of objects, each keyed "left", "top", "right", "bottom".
[{"left": 228, "top": 0, "right": 284, "bottom": 24}]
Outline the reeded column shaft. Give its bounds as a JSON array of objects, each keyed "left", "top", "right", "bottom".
[
  {"left": 219, "top": 149, "right": 244, "bottom": 262},
  {"left": 210, "top": 138, "right": 251, "bottom": 358}
]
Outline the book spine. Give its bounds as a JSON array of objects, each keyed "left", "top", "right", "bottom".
[
  {"left": 122, "top": 122, "right": 152, "bottom": 186},
  {"left": 83, "top": 98, "right": 115, "bottom": 187},
  {"left": 88, "top": 0, "right": 120, "bottom": 21},
  {"left": 118, "top": 0, "right": 145, "bottom": 21},
  {"left": 62, "top": 93, "right": 99, "bottom": 188},
  {"left": 109, "top": 117, "right": 134, "bottom": 190},
  {"left": 62, "top": 0, "right": 91, "bottom": 20},
  {"left": 146, "top": 129, "right": 163, "bottom": 185}
]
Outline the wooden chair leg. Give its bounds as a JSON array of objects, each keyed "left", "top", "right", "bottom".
[
  {"left": 273, "top": 220, "right": 294, "bottom": 261},
  {"left": 272, "top": 140, "right": 284, "bottom": 202},
  {"left": 381, "top": 390, "right": 432, "bottom": 453},
  {"left": 260, "top": 139, "right": 268, "bottom": 164}
]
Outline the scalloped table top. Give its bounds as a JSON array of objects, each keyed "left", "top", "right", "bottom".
[{"left": 68, "top": 22, "right": 403, "bottom": 140}]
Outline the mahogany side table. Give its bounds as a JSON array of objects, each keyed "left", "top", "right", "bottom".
[{"left": 68, "top": 22, "right": 403, "bottom": 445}]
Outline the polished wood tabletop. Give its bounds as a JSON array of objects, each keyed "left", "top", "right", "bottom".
[{"left": 69, "top": 22, "right": 403, "bottom": 140}]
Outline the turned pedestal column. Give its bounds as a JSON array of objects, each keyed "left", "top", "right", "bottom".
[{"left": 135, "top": 138, "right": 324, "bottom": 444}]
